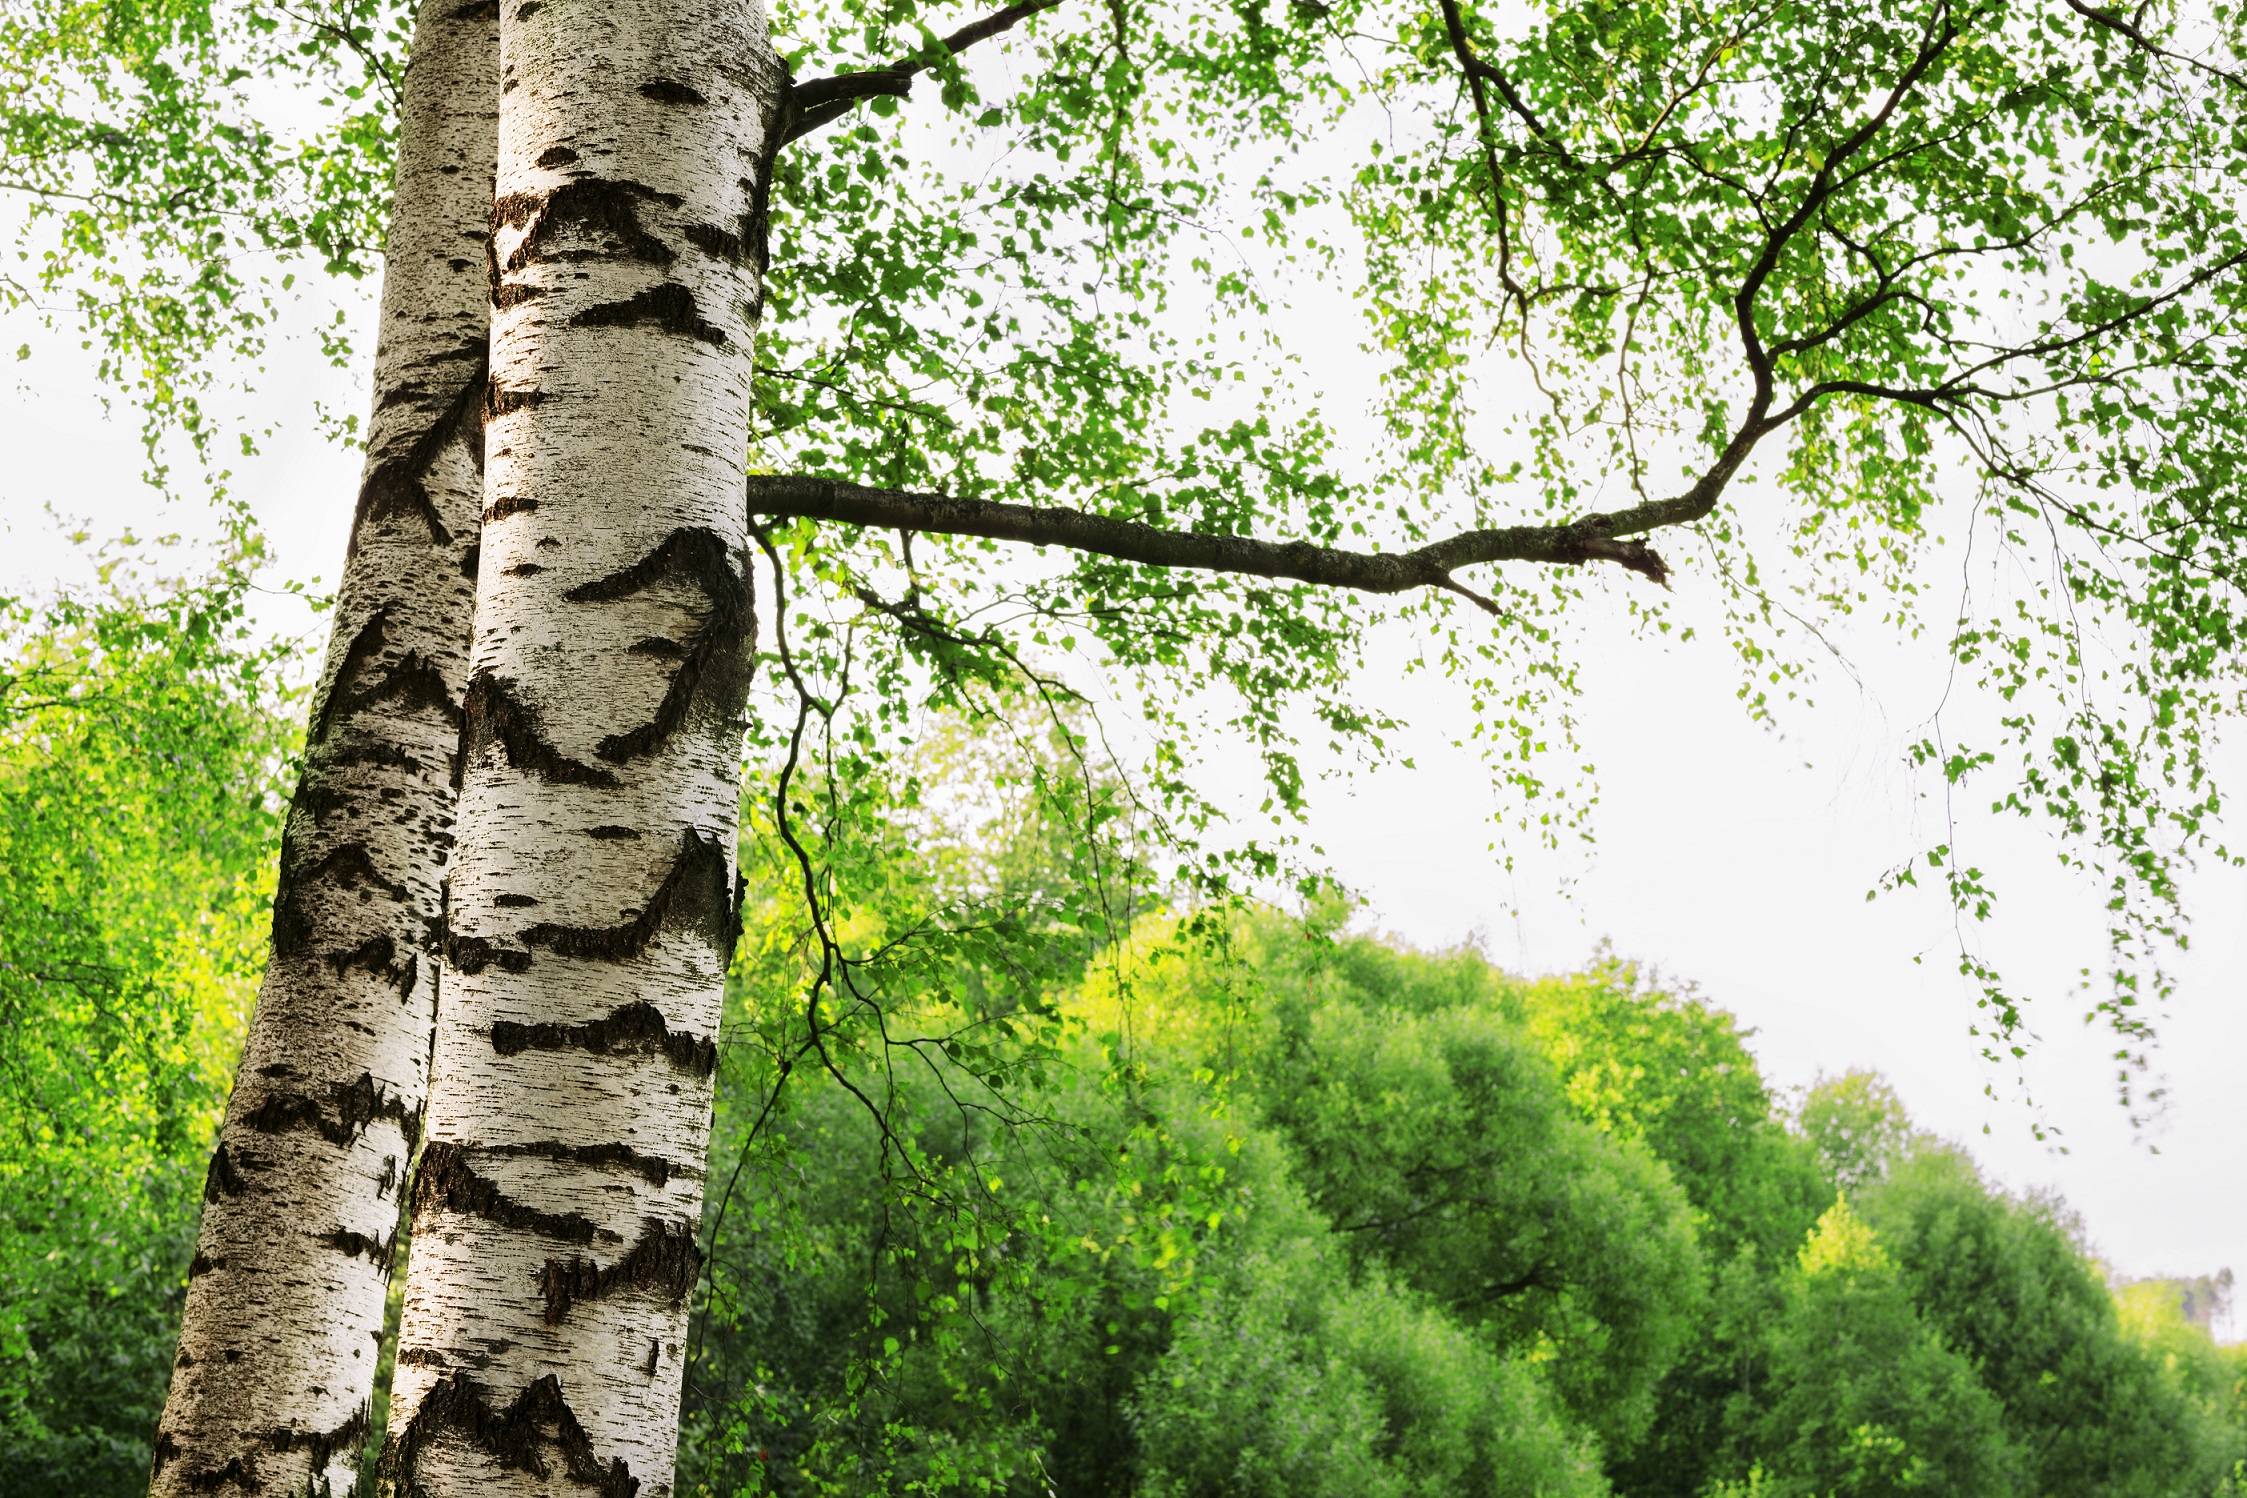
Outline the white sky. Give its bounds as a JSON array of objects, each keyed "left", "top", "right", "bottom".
[{"left": 3, "top": 92, "right": 2240, "bottom": 1332}]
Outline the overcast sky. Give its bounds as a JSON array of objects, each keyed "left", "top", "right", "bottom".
[{"left": 5, "top": 155, "right": 2239, "bottom": 1332}]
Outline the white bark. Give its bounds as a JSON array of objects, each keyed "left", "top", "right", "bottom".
[
  {"left": 151, "top": 5, "right": 497, "bottom": 1494},
  {"left": 376, "top": 0, "right": 783, "bottom": 1491}
]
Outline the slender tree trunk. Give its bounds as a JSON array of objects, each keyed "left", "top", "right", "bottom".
[
  {"left": 375, "top": 1, "right": 783, "bottom": 1490},
  {"left": 150, "top": 5, "right": 498, "bottom": 1494}
]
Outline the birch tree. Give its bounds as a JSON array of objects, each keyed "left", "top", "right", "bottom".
[
  {"left": 373, "top": 3, "right": 783, "bottom": 1489},
  {"left": 145, "top": 2, "right": 494, "bottom": 1491}
]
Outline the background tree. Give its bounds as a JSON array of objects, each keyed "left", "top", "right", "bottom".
[
  {"left": 1740, "top": 1199, "right": 2022, "bottom": 1498},
  {"left": 679, "top": 733, "right": 2247, "bottom": 1495},
  {"left": 0, "top": 554, "right": 291, "bottom": 1494}
]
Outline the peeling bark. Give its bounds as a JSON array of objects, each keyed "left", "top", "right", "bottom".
[
  {"left": 379, "top": 0, "right": 783, "bottom": 1490},
  {"left": 150, "top": 3, "right": 497, "bottom": 1492}
]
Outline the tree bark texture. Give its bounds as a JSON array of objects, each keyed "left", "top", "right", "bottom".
[
  {"left": 151, "top": 5, "right": 497, "bottom": 1494},
  {"left": 376, "top": 2, "right": 783, "bottom": 1492}
]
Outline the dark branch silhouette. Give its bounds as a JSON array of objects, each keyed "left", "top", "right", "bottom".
[
  {"left": 784, "top": 0, "right": 1067, "bottom": 144},
  {"left": 747, "top": 473, "right": 1685, "bottom": 608}
]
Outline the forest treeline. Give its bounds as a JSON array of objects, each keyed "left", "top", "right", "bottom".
[{"left": 3, "top": 574, "right": 2242, "bottom": 1497}]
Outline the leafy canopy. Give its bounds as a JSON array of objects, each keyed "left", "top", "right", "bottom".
[{"left": 9, "top": 0, "right": 2246, "bottom": 1084}]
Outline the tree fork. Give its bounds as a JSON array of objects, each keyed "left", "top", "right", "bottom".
[
  {"left": 377, "top": 0, "right": 784, "bottom": 1488},
  {"left": 151, "top": 1, "right": 496, "bottom": 1492}
]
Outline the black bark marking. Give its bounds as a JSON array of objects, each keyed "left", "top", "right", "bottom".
[
  {"left": 494, "top": 177, "right": 682, "bottom": 273},
  {"left": 349, "top": 343, "right": 490, "bottom": 557},
  {"left": 322, "top": 1227, "right": 397, "bottom": 1265},
  {"left": 538, "top": 1218, "right": 699, "bottom": 1324},
  {"left": 639, "top": 79, "right": 705, "bottom": 105},
  {"left": 482, "top": 1139, "right": 682, "bottom": 1187},
  {"left": 536, "top": 144, "right": 578, "bottom": 168},
  {"left": 203, "top": 1142, "right": 246, "bottom": 1202},
  {"left": 461, "top": 543, "right": 481, "bottom": 580},
  {"left": 483, "top": 494, "right": 540, "bottom": 523},
  {"left": 489, "top": 997, "right": 717, "bottom": 1079},
  {"left": 444, "top": 932, "right": 534, "bottom": 975},
  {"left": 356, "top": 653, "right": 460, "bottom": 727},
  {"left": 256, "top": 1406, "right": 372, "bottom": 1484},
  {"left": 187, "top": 1251, "right": 220, "bottom": 1277},
  {"left": 513, "top": 828, "right": 735, "bottom": 970},
  {"left": 377, "top": 380, "right": 431, "bottom": 414},
  {"left": 272, "top": 842, "right": 411, "bottom": 958},
  {"left": 245, "top": 1070, "right": 423, "bottom": 1151},
  {"left": 315, "top": 644, "right": 461, "bottom": 748},
  {"left": 329, "top": 739, "right": 415, "bottom": 772},
  {"left": 586, "top": 825, "right": 642, "bottom": 840},
  {"left": 294, "top": 776, "right": 352, "bottom": 824},
  {"left": 486, "top": 384, "right": 547, "bottom": 420},
  {"left": 562, "top": 528, "right": 752, "bottom": 764},
  {"left": 462, "top": 672, "right": 621, "bottom": 787},
  {"left": 446, "top": 0, "right": 498, "bottom": 18},
  {"left": 149, "top": 1437, "right": 258, "bottom": 1492},
  {"left": 326, "top": 933, "right": 419, "bottom": 1001},
  {"left": 379, "top": 1372, "right": 636, "bottom": 1498},
  {"left": 627, "top": 636, "right": 687, "bottom": 658},
  {"left": 494, "top": 893, "right": 540, "bottom": 907},
  {"left": 492, "top": 280, "right": 547, "bottom": 311},
  {"left": 325, "top": 932, "right": 396, "bottom": 976},
  {"left": 571, "top": 283, "right": 726, "bottom": 346},
  {"left": 311, "top": 607, "right": 392, "bottom": 744},
  {"left": 412, "top": 1141, "right": 599, "bottom": 1243},
  {"left": 683, "top": 220, "right": 751, "bottom": 262},
  {"left": 503, "top": 561, "right": 544, "bottom": 576}
]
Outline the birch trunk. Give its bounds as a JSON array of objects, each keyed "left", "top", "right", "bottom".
[
  {"left": 151, "top": 4, "right": 497, "bottom": 1493},
  {"left": 375, "top": 0, "right": 784, "bottom": 1490}
]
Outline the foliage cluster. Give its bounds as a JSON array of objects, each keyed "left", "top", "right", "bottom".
[
  {"left": 0, "top": 548, "right": 294, "bottom": 1494},
  {"left": 676, "top": 721, "right": 2247, "bottom": 1498}
]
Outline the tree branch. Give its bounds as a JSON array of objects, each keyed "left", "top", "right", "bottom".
[
  {"left": 746, "top": 474, "right": 1689, "bottom": 597},
  {"left": 2061, "top": 0, "right": 2247, "bottom": 90},
  {"left": 783, "top": 0, "right": 1067, "bottom": 145},
  {"left": 1435, "top": 0, "right": 1550, "bottom": 138}
]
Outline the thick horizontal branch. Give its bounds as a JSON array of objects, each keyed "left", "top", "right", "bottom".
[
  {"left": 746, "top": 475, "right": 1687, "bottom": 605},
  {"left": 784, "top": 0, "right": 1066, "bottom": 145}
]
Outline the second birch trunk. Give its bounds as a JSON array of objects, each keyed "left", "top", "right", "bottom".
[{"left": 151, "top": 3, "right": 494, "bottom": 1492}]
